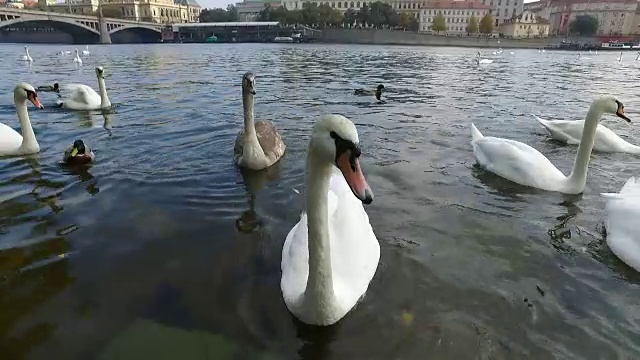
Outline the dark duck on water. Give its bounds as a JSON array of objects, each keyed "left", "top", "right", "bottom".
[
  {"left": 354, "top": 84, "right": 384, "bottom": 101},
  {"left": 37, "top": 83, "right": 59, "bottom": 93},
  {"left": 63, "top": 139, "right": 95, "bottom": 165}
]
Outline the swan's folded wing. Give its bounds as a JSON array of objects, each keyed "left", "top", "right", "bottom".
[
  {"left": 255, "top": 121, "right": 285, "bottom": 162},
  {"left": 327, "top": 170, "right": 380, "bottom": 305},
  {"left": 281, "top": 214, "right": 309, "bottom": 302},
  {"left": 604, "top": 193, "right": 640, "bottom": 272},
  {"left": 474, "top": 137, "right": 565, "bottom": 187}
]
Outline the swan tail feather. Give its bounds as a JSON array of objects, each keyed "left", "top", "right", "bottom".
[
  {"left": 532, "top": 114, "right": 548, "bottom": 127},
  {"left": 470, "top": 123, "right": 484, "bottom": 143}
]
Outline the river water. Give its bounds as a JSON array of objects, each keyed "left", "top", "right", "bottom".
[{"left": 1, "top": 43, "right": 640, "bottom": 359}]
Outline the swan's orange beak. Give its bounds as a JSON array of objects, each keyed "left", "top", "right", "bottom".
[
  {"left": 28, "top": 92, "right": 43, "bottom": 109},
  {"left": 336, "top": 150, "right": 373, "bottom": 204},
  {"left": 617, "top": 104, "right": 631, "bottom": 122}
]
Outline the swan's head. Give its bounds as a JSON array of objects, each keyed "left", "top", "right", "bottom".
[
  {"left": 95, "top": 66, "right": 105, "bottom": 79},
  {"left": 242, "top": 72, "right": 256, "bottom": 95},
  {"left": 311, "top": 115, "right": 373, "bottom": 204},
  {"left": 14, "top": 83, "right": 43, "bottom": 109},
  {"left": 594, "top": 96, "right": 630, "bottom": 122}
]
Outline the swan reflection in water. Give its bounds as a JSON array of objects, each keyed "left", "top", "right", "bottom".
[
  {"left": 235, "top": 161, "right": 282, "bottom": 233},
  {"left": 69, "top": 109, "right": 115, "bottom": 133}
]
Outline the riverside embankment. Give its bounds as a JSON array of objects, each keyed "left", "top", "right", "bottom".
[{"left": 319, "top": 28, "right": 568, "bottom": 49}]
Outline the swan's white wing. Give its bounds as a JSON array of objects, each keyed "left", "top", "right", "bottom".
[
  {"left": 534, "top": 116, "right": 584, "bottom": 144},
  {"left": 534, "top": 116, "right": 638, "bottom": 153},
  {"left": 58, "top": 85, "right": 101, "bottom": 110},
  {"left": 473, "top": 136, "right": 566, "bottom": 189},
  {"left": 602, "top": 177, "right": 640, "bottom": 272},
  {"left": 0, "top": 122, "right": 23, "bottom": 154},
  {"left": 281, "top": 169, "right": 380, "bottom": 315},
  {"left": 327, "top": 169, "right": 380, "bottom": 307}
]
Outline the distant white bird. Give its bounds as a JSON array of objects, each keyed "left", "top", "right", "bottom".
[
  {"left": 82, "top": 45, "right": 90, "bottom": 56},
  {"left": 476, "top": 51, "right": 493, "bottom": 65},
  {"left": 21, "top": 46, "right": 32, "bottom": 62},
  {"left": 617, "top": 51, "right": 622, "bottom": 63},
  {"left": 73, "top": 49, "right": 82, "bottom": 65},
  {"left": 509, "top": 51, "right": 515, "bottom": 55}
]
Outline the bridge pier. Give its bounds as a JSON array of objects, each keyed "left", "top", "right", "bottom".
[{"left": 98, "top": 2, "right": 111, "bottom": 44}]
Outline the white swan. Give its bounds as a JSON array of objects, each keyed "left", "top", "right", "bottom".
[
  {"left": 470, "top": 96, "right": 630, "bottom": 194},
  {"left": 281, "top": 114, "right": 379, "bottom": 326},
  {"left": 0, "top": 83, "right": 44, "bottom": 156},
  {"left": 509, "top": 51, "right": 515, "bottom": 55},
  {"left": 233, "top": 72, "right": 286, "bottom": 170},
  {"left": 533, "top": 114, "right": 640, "bottom": 154},
  {"left": 601, "top": 177, "right": 640, "bottom": 272},
  {"left": 21, "top": 46, "right": 32, "bottom": 62},
  {"left": 73, "top": 49, "right": 82, "bottom": 65},
  {"left": 82, "top": 45, "right": 90, "bottom": 56},
  {"left": 57, "top": 66, "right": 111, "bottom": 111},
  {"left": 476, "top": 51, "right": 493, "bottom": 65}
]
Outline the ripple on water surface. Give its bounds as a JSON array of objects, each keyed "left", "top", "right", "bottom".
[{"left": 1, "top": 43, "right": 640, "bottom": 359}]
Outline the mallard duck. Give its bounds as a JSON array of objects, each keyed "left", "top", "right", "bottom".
[
  {"left": 63, "top": 139, "right": 95, "bottom": 164},
  {"left": 354, "top": 84, "right": 384, "bottom": 100},
  {"left": 37, "top": 83, "right": 59, "bottom": 93}
]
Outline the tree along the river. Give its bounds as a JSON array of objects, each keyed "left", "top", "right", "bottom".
[
  {"left": 257, "top": 1, "right": 416, "bottom": 29},
  {"left": 431, "top": 13, "right": 447, "bottom": 33},
  {"left": 479, "top": 13, "right": 493, "bottom": 34},
  {"left": 568, "top": 14, "right": 598, "bottom": 36},
  {"left": 199, "top": 5, "right": 239, "bottom": 22},
  {"left": 466, "top": 15, "right": 478, "bottom": 34}
]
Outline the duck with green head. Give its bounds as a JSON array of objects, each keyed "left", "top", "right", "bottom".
[
  {"left": 354, "top": 84, "right": 384, "bottom": 101},
  {"left": 63, "top": 139, "right": 95, "bottom": 165},
  {"left": 37, "top": 83, "right": 59, "bottom": 93}
]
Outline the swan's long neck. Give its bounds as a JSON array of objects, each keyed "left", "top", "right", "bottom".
[
  {"left": 566, "top": 104, "right": 602, "bottom": 191},
  {"left": 15, "top": 96, "right": 37, "bottom": 151},
  {"left": 303, "top": 145, "right": 335, "bottom": 309},
  {"left": 98, "top": 76, "right": 111, "bottom": 108},
  {"left": 242, "top": 91, "right": 261, "bottom": 149}
]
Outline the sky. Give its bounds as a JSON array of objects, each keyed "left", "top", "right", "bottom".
[{"left": 197, "top": 0, "right": 537, "bottom": 11}]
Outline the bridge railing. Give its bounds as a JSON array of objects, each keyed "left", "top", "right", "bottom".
[{"left": 0, "top": 8, "right": 162, "bottom": 27}]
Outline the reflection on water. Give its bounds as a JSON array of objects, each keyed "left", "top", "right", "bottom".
[{"left": 1, "top": 43, "right": 640, "bottom": 359}]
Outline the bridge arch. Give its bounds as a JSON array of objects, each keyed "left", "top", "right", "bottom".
[
  {"left": 0, "top": 17, "right": 99, "bottom": 35},
  {"left": 109, "top": 24, "right": 161, "bottom": 35},
  {"left": 109, "top": 24, "right": 162, "bottom": 43}
]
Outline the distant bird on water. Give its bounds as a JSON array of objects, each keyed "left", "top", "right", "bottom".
[{"left": 354, "top": 84, "right": 384, "bottom": 101}]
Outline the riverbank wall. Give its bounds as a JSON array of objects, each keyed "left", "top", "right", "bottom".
[{"left": 318, "top": 29, "right": 581, "bottom": 49}]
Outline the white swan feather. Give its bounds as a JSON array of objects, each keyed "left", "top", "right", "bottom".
[
  {"left": 602, "top": 177, "right": 640, "bottom": 272},
  {"left": 281, "top": 115, "right": 379, "bottom": 326},
  {"left": 0, "top": 83, "right": 43, "bottom": 156},
  {"left": 533, "top": 115, "right": 640, "bottom": 154},
  {"left": 57, "top": 67, "right": 111, "bottom": 111},
  {"left": 471, "top": 96, "right": 630, "bottom": 194}
]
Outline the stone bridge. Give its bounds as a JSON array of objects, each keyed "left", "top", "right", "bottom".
[{"left": 0, "top": 8, "right": 166, "bottom": 43}]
